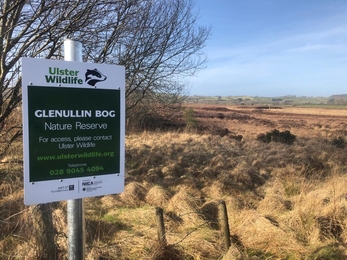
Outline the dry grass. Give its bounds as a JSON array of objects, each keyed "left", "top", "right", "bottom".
[
  {"left": 146, "top": 185, "right": 171, "bottom": 208},
  {"left": 1, "top": 105, "right": 347, "bottom": 259}
]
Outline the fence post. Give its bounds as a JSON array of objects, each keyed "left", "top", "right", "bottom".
[
  {"left": 155, "top": 207, "right": 167, "bottom": 245},
  {"left": 31, "top": 203, "right": 58, "bottom": 259},
  {"left": 219, "top": 200, "right": 231, "bottom": 250}
]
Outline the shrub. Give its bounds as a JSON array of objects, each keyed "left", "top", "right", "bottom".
[
  {"left": 331, "top": 136, "right": 345, "bottom": 148},
  {"left": 257, "top": 129, "right": 296, "bottom": 145},
  {"left": 183, "top": 108, "right": 198, "bottom": 131}
]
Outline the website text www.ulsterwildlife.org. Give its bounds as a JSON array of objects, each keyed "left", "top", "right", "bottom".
[{"left": 36, "top": 151, "right": 115, "bottom": 161}]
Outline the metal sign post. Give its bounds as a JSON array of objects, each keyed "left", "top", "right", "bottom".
[{"left": 65, "top": 39, "right": 85, "bottom": 260}]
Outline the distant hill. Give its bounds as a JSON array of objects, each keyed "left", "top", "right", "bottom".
[
  {"left": 327, "top": 94, "right": 347, "bottom": 105},
  {"left": 329, "top": 94, "right": 347, "bottom": 99}
]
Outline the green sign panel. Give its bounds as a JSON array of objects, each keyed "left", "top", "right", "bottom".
[{"left": 28, "top": 86, "right": 120, "bottom": 182}]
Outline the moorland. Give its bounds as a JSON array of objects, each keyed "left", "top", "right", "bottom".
[{"left": 1, "top": 102, "right": 347, "bottom": 259}]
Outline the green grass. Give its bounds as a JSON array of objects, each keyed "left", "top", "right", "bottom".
[
  {"left": 309, "top": 244, "right": 346, "bottom": 259},
  {"left": 296, "top": 104, "right": 347, "bottom": 109}
]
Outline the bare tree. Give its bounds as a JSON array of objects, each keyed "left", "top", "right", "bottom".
[
  {"left": 83, "top": 0, "right": 210, "bottom": 126},
  {"left": 0, "top": 0, "right": 106, "bottom": 155},
  {"left": 0, "top": 0, "right": 210, "bottom": 152}
]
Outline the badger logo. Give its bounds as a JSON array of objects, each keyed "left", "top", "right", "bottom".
[{"left": 85, "top": 69, "right": 107, "bottom": 87}]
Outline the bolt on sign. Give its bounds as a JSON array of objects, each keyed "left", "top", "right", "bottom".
[{"left": 22, "top": 58, "right": 125, "bottom": 205}]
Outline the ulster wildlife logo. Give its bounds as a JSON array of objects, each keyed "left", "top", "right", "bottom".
[{"left": 85, "top": 69, "right": 107, "bottom": 87}]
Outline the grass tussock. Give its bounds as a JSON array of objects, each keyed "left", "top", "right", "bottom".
[
  {"left": 151, "top": 243, "right": 188, "bottom": 260},
  {"left": 119, "top": 182, "right": 147, "bottom": 207},
  {"left": 167, "top": 188, "right": 205, "bottom": 228},
  {"left": 145, "top": 185, "right": 171, "bottom": 208}
]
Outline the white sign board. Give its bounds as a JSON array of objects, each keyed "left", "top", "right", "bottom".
[{"left": 22, "top": 57, "right": 125, "bottom": 205}]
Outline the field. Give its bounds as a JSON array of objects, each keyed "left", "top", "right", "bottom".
[{"left": 1, "top": 104, "right": 347, "bottom": 259}]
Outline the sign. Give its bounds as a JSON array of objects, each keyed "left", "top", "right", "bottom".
[{"left": 22, "top": 58, "right": 125, "bottom": 205}]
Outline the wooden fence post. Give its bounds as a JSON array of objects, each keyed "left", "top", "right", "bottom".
[
  {"left": 155, "top": 207, "right": 167, "bottom": 245},
  {"left": 219, "top": 200, "right": 231, "bottom": 250},
  {"left": 31, "top": 203, "right": 58, "bottom": 259}
]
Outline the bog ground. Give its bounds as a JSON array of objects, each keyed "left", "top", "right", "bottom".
[{"left": 1, "top": 105, "right": 347, "bottom": 259}]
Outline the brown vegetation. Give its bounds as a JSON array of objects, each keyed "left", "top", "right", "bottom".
[{"left": 1, "top": 105, "right": 347, "bottom": 259}]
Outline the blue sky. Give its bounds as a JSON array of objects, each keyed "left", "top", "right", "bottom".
[{"left": 189, "top": 0, "right": 347, "bottom": 97}]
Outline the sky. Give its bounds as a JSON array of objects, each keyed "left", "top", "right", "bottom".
[{"left": 189, "top": 0, "right": 347, "bottom": 97}]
